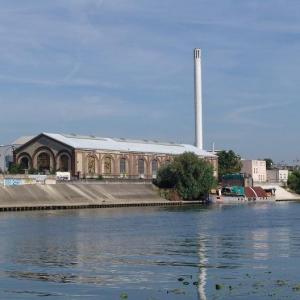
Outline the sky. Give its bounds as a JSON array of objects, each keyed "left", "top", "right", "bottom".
[{"left": 0, "top": 0, "right": 299, "bottom": 163}]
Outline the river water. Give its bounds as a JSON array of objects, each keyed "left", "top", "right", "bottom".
[{"left": 0, "top": 202, "right": 300, "bottom": 299}]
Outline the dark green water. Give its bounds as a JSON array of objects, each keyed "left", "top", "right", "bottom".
[{"left": 0, "top": 202, "right": 300, "bottom": 299}]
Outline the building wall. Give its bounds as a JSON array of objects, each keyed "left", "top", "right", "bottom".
[
  {"left": 242, "top": 160, "right": 266, "bottom": 183},
  {"left": 278, "top": 170, "right": 289, "bottom": 183},
  {"left": 267, "top": 169, "right": 289, "bottom": 183},
  {"left": 15, "top": 135, "right": 73, "bottom": 173}
]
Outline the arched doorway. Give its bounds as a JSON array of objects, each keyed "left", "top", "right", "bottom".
[
  {"left": 59, "top": 154, "right": 69, "bottom": 172},
  {"left": 37, "top": 152, "right": 50, "bottom": 173},
  {"left": 20, "top": 157, "right": 29, "bottom": 170}
]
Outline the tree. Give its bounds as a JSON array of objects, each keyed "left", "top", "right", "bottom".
[
  {"left": 155, "top": 152, "right": 216, "bottom": 200},
  {"left": 288, "top": 171, "right": 300, "bottom": 194},
  {"left": 217, "top": 150, "right": 242, "bottom": 180},
  {"left": 264, "top": 158, "right": 274, "bottom": 170}
]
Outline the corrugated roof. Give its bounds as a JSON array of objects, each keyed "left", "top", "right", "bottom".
[{"left": 43, "top": 133, "right": 216, "bottom": 157}]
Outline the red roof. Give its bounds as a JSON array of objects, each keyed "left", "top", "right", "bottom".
[{"left": 245, "top": 187, "right": 268, "bottom": 198}]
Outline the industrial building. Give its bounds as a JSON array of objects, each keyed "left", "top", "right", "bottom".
[{"left": 14, "top": 133, "right": 217, "bottom": 179}]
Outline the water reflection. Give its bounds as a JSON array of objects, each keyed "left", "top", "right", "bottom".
[
  {"left": 197, "top": 235, "right": 208, "bottom": 300},
  {"left": 0, "top": 204, "right": 299, "bottom": 299}
]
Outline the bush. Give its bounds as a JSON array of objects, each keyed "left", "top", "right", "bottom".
[
  {"left": 154, "top": 164, "right": 177, "bottom": 189},
  {"left": 28, "top": 168, "right": 38, "bottom": 175},
  {"left": 288, "top": 171, "right": 300, "bottom": 194},
  {"left": 155, "top": 152, "right": 216, "bottom": 200},
  {"left": 97, "top": 175, "right": 103, "bottom": 180},
  {"left": 8, "top": 163, "right": 23, "bottom": 174}
]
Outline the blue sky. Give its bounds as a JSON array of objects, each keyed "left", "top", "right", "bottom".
[{"left": 0, "top": 0, "right": 299, "bottom": 163}]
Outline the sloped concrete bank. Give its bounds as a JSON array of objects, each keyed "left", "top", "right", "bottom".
[
  {"left": 0, "top": 183, "right": 196, "bottom": 212},
  {"left": 258, "top": 183, "right": 300, "bottom": 201}
]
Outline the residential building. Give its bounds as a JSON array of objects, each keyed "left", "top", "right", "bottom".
[{"left": 241, "top": 160, "right": 267, "bottom": 183}]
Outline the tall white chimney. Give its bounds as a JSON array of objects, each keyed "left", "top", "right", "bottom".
[{"left": 194, "top": 48, "right": 203, "bottom": 149}]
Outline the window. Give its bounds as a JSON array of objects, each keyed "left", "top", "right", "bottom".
[
  {"left": 120, "top": 158, "right": 126, "bottom": 174},
  {"left": 152, "top": 160, "right": 158, "bottom": 176},
  {"left": 138, "top": 159, "right": 145, "bottom": 175}
]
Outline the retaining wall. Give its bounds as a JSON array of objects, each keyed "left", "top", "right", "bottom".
[{"left": 0, "top": 183, "right": 180, "bottom": 211}]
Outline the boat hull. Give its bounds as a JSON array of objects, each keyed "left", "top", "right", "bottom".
[{"left": 209, "top": 194, "right": 275, "bottom": 204}]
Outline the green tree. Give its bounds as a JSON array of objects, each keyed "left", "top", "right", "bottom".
[
  {"left": 264, "top": 158, "right": 274, "bottom": 170},
  {"left": 217, "top": 150, "right": 242, "bottom": 180},
  {"left": 288, "top": 171, "right": 300, "bottom": 194},
  {"left": 155, "top": 152, "right": 216, "bottom": 200}
]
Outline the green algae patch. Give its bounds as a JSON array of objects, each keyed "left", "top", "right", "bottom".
[
  {"left": 120, "top": 292, "right": 128, "bottom": 299},
  {"left": 292, "top": 284, "right": 300, "bottom": 292},
  {"left": 276, "top": 280, "right": 287, "bottom": 287}
]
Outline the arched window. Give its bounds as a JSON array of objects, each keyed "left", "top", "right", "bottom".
[
  {"left": 20, "top": 157, "right": 29, "bottom": 170},
  {"left": 87, "top": 155, "right": 96, "bottom": 174},
  {"left": 152, "top": 160, "right": 158, "bottom": 176},
  {"left": 104, "top": 157, "right": 112, "bottom": 174},
  {"left": 120, "top": 158, "right": 126, "bottom": 174},
  {"left": 37, "top": 152, "right": 50, "bottom": 172},
  {"left": 138, "top": 159, "right": 145, "bottom": 175},
  {"left": 59, "top": 155, "right": 69, "bottom": 172}
]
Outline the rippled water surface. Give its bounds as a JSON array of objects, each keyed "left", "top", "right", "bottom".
[{"left": 1, "top": 202, "right": 300, "bottom": 299}]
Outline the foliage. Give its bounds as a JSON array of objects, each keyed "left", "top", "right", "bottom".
[
  {"left": 288, "top": 171, "right": 300, "bottom": 194},
  {"left": 28, "top": 168, "right": 39, "bottom": 175},
  {"left": 155, "top": 152, "right": 216, "bottom": 200},
  {"left": 264, "top": 158, "right": 274, "bottom": 170},
  {"left": 217, "top": 150, "right": 242, "bottom": 180},
  {"left": 8, "top": 163, "right": 23, "bottom": 174},
  {"left": 154, "top": 164, "right": 177, "bottom": 189}
]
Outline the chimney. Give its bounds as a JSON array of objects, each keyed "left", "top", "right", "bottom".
[{"left": 194, "top": 48, "right": 203, "bottom": 149}]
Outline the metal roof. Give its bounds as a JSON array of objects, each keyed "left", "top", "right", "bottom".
[{"left": 43, "top": 133, "right": 216, "bottom": 157}]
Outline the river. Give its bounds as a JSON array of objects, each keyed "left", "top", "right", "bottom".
[{"left": 0, "top": 202, "right": 300, "bottom": 299}]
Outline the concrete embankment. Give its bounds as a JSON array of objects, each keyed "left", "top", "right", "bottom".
[
  {"left": 0, "top": 182, "right": 190, "bottom": 212},
  {"left": 259, "top": 183, "right": 300, "bottom": 201}
]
